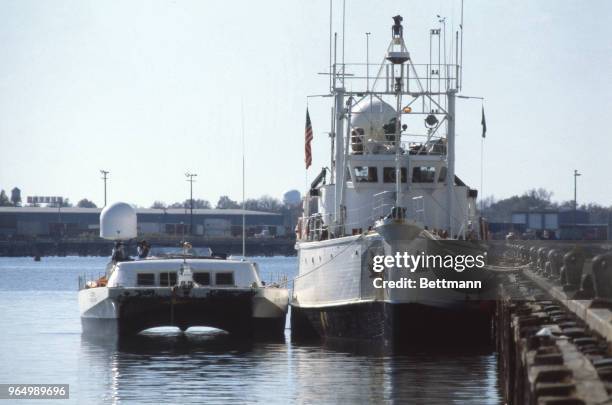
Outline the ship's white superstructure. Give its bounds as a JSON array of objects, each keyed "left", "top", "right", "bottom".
[{"left": 291, "top": 15, "right": 493, "bottom": 343}]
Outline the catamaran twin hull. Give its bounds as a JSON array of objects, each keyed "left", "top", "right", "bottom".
[
  {"left": 291, "top": 226, "right": 497, "bottom": 343},
  {"left": 79, "top": 286, "right": 288, "bottom": 339}
]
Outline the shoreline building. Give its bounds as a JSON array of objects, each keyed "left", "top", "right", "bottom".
[
  {"left": 0, "top": 207, "right": 286, "bottom": 239},
  {"left": 487, "top": 209, "right": 609, "bottom": 240}
]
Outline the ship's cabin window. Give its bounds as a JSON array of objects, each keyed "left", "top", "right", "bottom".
[
  {"left": 438, "top": 166, "right": 447, "bottom": 183},
  {"left": 354, "top": 166, "right": 378, "bottom": 183},
  {"left": 215, "top": 272, "right": 234, "bottom": 286},
  {"left": 160, "top": 272, "right": 177, "bottom": 286},
  {"left": 383, "top": 167, "right": 407, "bottom": 183},
  {"left": 193, "top": 272, "right": 211, "bottom": 285},
  {"left": 412, "top": 166, "right": 436, "bottom": 183},
  {"left": 136, "top": 273, "right": 155, "bottom": 286}
]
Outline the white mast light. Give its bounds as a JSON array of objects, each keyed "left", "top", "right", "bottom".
[{"left": 386, "top": 15, "right": 410, "bottom": 65}]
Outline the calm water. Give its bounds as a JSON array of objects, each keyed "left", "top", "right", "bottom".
[{"left": 0, "top": 256, "right": 501, "bottom": 404}]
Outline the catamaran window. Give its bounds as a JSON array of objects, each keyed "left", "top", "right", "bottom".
[
  {"left": 438, "top": 166, "right": 447, "bottom": 183},
  {"left": 193, "top": 272, "right": 210, "bottom": 285},
  {"left": 383, "top": 167, "right": 407, "bottom": 183},
  {"left": 137, "top": 273, "right": 155, "bottom": 286},
  {"left": 354, "top": 167, "right": 378, "bottom": 182},
  {"left": 215, "top": 272, "right": 234, "bottom": 286},
  {"left": 412, "top": 166, "right": 436, "bottom": 183},
  {"left": 159, "top": 272, "right": 177, "bottom": 286}
]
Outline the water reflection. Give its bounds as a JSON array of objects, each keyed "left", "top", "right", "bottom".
[
  {"left": 79, "top": 330, "right": 500, "bottom": 404},
  {"left": 80, "top": 330, "right": 281, "bottom": 404},
  {"left": 2, "top": 257, "right": 500, "bottom": 404}
]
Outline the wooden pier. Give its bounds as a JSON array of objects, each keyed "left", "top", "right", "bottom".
[{"left": 496, "top": 242, "right": 612, "bottom": 404}]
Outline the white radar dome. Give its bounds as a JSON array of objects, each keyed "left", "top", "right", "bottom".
[
  {"left": 100, "top": 202, "right": 137, "bottom": 240},
  {"left": 350, "top": 97, "right": 396, "bottom": 142}
]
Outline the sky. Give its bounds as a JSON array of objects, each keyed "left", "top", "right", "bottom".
[{"left": 0, "top": 0, "right": 611, "bottom": 208}]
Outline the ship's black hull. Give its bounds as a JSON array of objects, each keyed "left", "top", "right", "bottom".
[
  {"left": 291, "top": 301, "right": 494, "bottom": 346},
  {"left": 82, "top": 290, "right": 285, "bottom": 340}
]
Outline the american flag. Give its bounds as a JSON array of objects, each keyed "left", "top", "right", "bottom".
[{"left": 304, "top": 108, "right": 313, "bottom": 169}]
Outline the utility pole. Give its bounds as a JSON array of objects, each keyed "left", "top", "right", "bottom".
[
  {"left": 100, "top": 170, "right": 109, "bottom": 207},
  {"left": 365, "top": 32, "right": 371, "bottom": 91},
  {"left": 241, "top": 101, "right": 246, "bottom": 258},
  {"left": 574, "top": 169, "right": 581, "bottom": 227},
  {"left": 185, "top": 172, "right": 197, "bottom": 235}
]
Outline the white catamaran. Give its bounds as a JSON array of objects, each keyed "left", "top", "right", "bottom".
[
  {"left": 79, "top": 202, "right": 288, "bottom": 339},
  {"left": 291, "top": 15, "right": 494, "bottom": 344}
]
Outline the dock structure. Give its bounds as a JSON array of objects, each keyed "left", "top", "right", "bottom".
[
  {"left": 0, "top": 236, "right": 296, "bottom": 257},
  {"left": 497, "top": 241, "right": 612, "bottom": 404}
]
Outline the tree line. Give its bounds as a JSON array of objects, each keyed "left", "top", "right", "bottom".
[
  {"left": 0, "top": 187, "right": 22, "bottom": 207},
  {"left": 0, "top": 186, "right": 93, "bottom": 208},
  {"left": 2, "top": 186, "right": 302, "bottom": 213},
  {"left": 4, "top": 185, "right": 611, "bottom": 224},
  {"left": 3, "top": 185, "right": 611, "bottom": 224},
  {"left": 150, "top": 193, "right": 299, "bottom": 213}
]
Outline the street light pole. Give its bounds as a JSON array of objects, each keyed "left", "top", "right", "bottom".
[
  {"left": 574, "top": 169, "right": 581, "bottom": 226},
  {"left": 100, "top": 170, "right": 109, "bottom": 207},
  {"left": 185, "top": 172, "right": 197, "bottom": 235}
]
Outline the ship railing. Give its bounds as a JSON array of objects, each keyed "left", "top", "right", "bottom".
[
  {"left": 326, "top": 194, "right": 400, "bottom": 233},
  {"left": 299, "top": 212, "right": 334, "bottom": 242},
  {"left": 349, "top": 133, "right": 446, "bottom": 156},
  {"left": 412, "top": 196, "right": 425, "bottom": 225},
  {"left": 370, "top": 193, "right": 427, "bottom": 225},
  {"left": 331, "top": 62, "right": 459, "bottom": 95},
  {"left": 262, "top": 272, "right": 289, "bottom": 288},
  {"left": 298, "top": 194, "right": 430, "bottom": 240},
  {"left": 372, "top": 191, "right": 395, "bottom": 221},
  {"left": 78, "top": 272, "right": 107, "bottom": 290}
]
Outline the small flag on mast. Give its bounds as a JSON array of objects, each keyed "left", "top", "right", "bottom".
[
  {"left": 481, "top": 106, "right": 487, "bottom": 138},
  {"left": 305, "top": 108, "right": 313, "bottom": 169}
]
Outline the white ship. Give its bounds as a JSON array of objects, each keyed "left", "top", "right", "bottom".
[
  {"left": 79, "top": 202, "right": 288, "bottom": 339},
  {"left": 291, "top": 15, "right": 494, "bottom": 344}
]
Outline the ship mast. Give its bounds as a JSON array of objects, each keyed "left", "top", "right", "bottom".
[
  {"left": 386, "top": 15, "right": 410, "bottom": 216},
  {"left": 447, "top": 89, "right": 456, "bottom": 236},
  {"left": 333, "top": 82, "right": 345, "bottom": 234}
]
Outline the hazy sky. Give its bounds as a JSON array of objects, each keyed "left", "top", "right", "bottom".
[{"left": 1, "top": 0, "right": 611, "bottom": 208}]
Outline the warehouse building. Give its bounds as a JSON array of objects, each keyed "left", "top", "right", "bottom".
[
  {"left": 488, "top": 209, "right": 609, "bottom": 240},
  {"left": 0, "top": 207, "right": 285, "bottom": 238}
]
